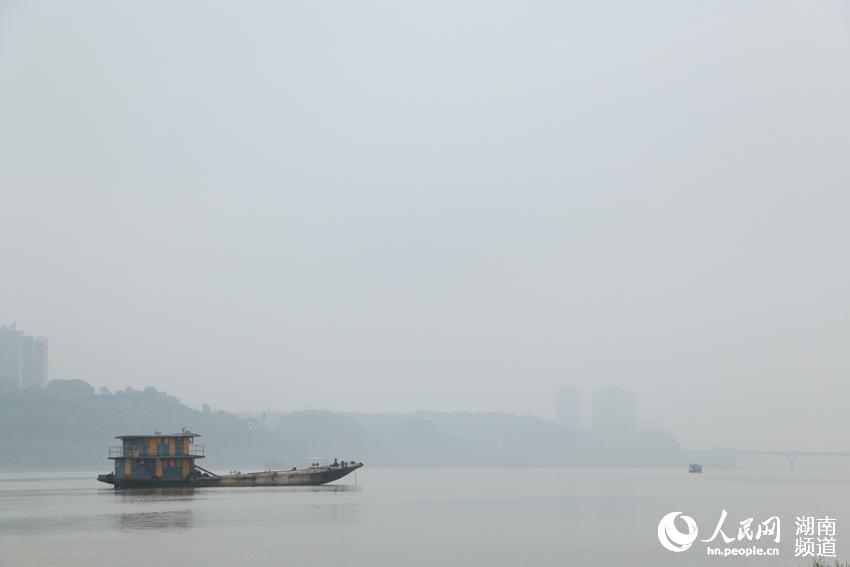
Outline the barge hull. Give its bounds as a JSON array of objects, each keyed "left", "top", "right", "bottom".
[{"left": 98, "top": 463, "right": 362, "bottom": 488}]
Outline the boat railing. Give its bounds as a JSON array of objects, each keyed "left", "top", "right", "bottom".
[{"left": 109, "top": 445, "right": 205, "bottom": 458}]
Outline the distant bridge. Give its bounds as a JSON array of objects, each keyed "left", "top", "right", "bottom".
[{"left": 687, "top": 448, "right": 850, "bottom": 472}]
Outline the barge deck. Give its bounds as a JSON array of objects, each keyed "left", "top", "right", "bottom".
[{"left": 96, "top": 430, "right": 362, "bottom": 488}]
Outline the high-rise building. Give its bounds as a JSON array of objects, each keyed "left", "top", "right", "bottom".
[
  {"left": 591, "top": 385, "right": 636, "bottom": 436},
  {"left": 0, "top": 323, "right": 48, "bottom": 391},
  {"left": 555, "top": 385, "right": 581, "bottom": 430}
]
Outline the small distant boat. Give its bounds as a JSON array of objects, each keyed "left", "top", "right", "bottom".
[
  {"left": 96, "top": 431, "right": 362, "bottom": 488},
  {"left": 689, "top": 463, "right": 703, "bottom": 473}
]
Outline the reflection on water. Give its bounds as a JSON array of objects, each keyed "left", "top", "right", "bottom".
[
  {"left": 298, "top": 484, "right": 360, "bottom": 493},
  {"left": 118, "top": 510, "right": 193, "bottom": 531},
  {"left": 109, "top": 484, "right": 359, "bottom": 499},
  {"left": 114, "top": 487, "right": 198, "bottom": 501}
]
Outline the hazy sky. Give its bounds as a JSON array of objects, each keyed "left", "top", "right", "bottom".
[{"left": 2, "top": 1, "right": 849, "bottom": 451}]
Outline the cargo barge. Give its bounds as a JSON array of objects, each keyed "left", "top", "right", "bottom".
[{"left": 96, "top": 430, "right": 362, "bottom": 488}]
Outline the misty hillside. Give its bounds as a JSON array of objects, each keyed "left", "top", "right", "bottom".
[
  {"left": 0, "top": 380, "right": 686, "bottom": 470},
  {"left": 0, "top": 380, "right": 249, "bottom": 469}
]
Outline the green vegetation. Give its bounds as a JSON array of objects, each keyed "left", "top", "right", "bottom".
[
  {"left": 0, "top": 379, "right": 686, "bottom": 470},
  {"left": 0, "top": 380, "right": 248, "bottom": 469}
]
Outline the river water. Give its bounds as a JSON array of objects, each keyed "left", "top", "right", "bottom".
[{"left": 0, "top": 468, "right": 847, "bottom": 566}]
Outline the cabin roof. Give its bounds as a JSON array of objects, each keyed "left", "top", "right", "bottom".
[{"left": 115, "top": 432, "right": 201, "bottom": 439}]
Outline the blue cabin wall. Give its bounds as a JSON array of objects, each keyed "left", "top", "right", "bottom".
[
  {"left": 162, "top": 460, "right": 184, "bottom": 478},
  {"left": 131, "top": 459, "right": 154, "bottom": 478}
]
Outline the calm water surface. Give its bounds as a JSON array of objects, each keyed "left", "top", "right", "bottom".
[{"left": 1, "top": 469, "right": 847, "bottom": 566}]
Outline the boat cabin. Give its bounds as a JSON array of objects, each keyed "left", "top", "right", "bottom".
[{"left": 109, "top": 430, "right": 204, "bottom": 481}]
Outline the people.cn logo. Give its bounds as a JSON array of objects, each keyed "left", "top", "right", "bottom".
[{"left": 658, "top": 512, "right": 699, "bottom": 552}]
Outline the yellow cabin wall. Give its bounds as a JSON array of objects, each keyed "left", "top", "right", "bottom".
[
  {"left": 182, "top": 458, "right": 190, "bottom": 477},
  {"left": 124, "top": 459, "right": 132, "bottom": 476},
  {"left": 168, "top": 438, "right": 176, "bottom": 456},
  {"left": 183, "top": 438, "right": 190, "bottom": 454},
  {"left": 149, "top": 437, "right": 158, "bottom": 456},
  {"left": 155, "top": 459, "right": 163, "bottom": 477}
]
